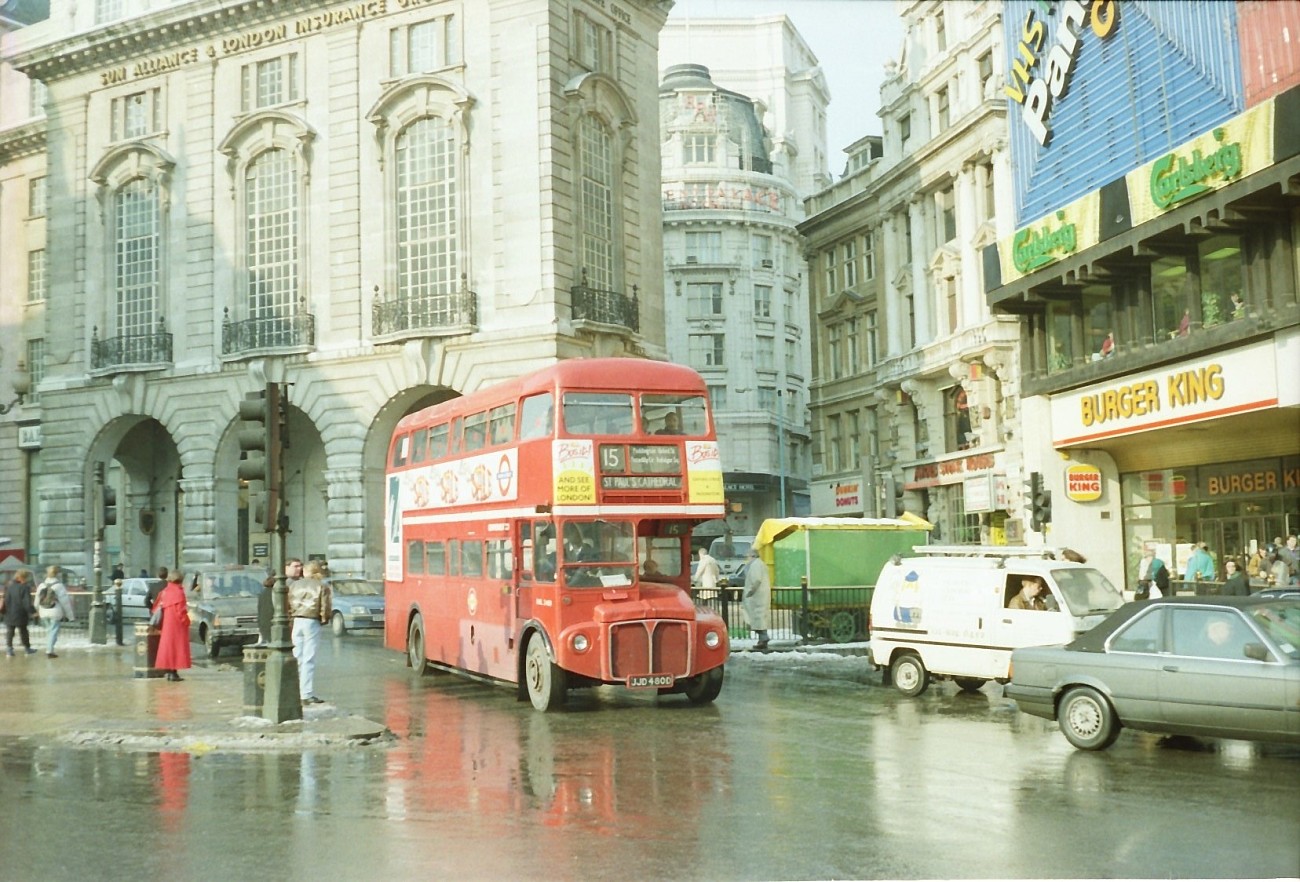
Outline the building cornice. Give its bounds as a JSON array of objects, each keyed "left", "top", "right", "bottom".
[{"left": 0, "top": 118, "right": 44, "bottom": 161}]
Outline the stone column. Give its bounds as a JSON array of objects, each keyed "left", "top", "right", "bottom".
[
  {"left": 178, "top": 477, "right": 219, "bottom": 570},
  {"left": 908, "top": 198, "right": 931, "bottom": 346},
  {"left": 883, "top": 213, "right": 905, "bottom": 355},
  {"left": 323, "top": 467, "right": 368, "bottom": 577}
]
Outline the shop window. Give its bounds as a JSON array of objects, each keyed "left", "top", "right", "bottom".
[
  {"left": 1151, "top": 255, "right": 1189, "bottom": 341},
  {"left": 1082, "top": 283, "right": 1113, "bottom": 360},
  {"left": 1046, "top": 301, "right": 1074, "bottom": 373},
  {"left": 1197, "top": 234, "right": 1244, "bottom": 327}
]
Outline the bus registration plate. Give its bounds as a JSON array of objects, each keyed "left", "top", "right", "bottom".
[{"left": 627, "top": 673, "right": 674, "bottom": 688}]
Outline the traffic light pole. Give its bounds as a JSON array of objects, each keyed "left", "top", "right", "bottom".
[
  {"left": 89, "top": 462, "right": 108, "bottom": 644},
  {"left": 255, "top": 381, "right": 301, "bottom": 722}
]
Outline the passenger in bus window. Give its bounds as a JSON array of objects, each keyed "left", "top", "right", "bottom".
[
  {"left": 655, "top": 412, "right": 684, "bottom": 435},
  {"left": 641, "top": 558, "right": 672, "bottom": 582}
]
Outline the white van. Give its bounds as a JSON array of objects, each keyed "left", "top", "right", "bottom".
[{"left": 868, "top": 546, "right": 1124, "bottom": 695}]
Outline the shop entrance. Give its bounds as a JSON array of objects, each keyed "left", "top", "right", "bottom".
[{"left": 1202, "top": 515, "right": 1285, "bottom": 560}]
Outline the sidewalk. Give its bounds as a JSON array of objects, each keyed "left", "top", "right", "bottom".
[{"left": 0, "top": 633, "right": 390, "bottom": 751}]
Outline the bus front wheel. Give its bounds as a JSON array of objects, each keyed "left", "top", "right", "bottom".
[
  {"left": 524, "top": 635, "right": 567, "bottom": 712},
  {"left": 681, "top": 666, "right": 724, "bottom": 704},
  {"left": 408, "top": 614, "right": 429, "bottom": 676}
]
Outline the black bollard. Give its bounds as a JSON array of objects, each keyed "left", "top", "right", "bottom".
[{"left": 113, "top": 583, "right": 124, "bottom": 645}]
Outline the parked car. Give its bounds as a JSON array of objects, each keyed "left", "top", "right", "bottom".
[
  {"left": 1006, "top": 595, "right": 1300, "bottom": 750},
  {"left": 105, "top": 577, "right": 163, "bottom": 624},
  {"left": 187, "top": 565, "right": 267, "bottom": 658},
  {"left": 327, "top": 578, "right": 385, "bottom": 636}
]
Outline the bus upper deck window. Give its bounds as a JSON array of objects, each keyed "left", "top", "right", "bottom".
[
  {"left": 520, "top": 393, "right": 554, "bottom": 440},
  {"left": 428, "top": 424, "right": 450, "bottom": 459},
  {"left": 563, "top": 392, "right": 633, "bottom": 436},
  {"left": 464, "top": 412, "right": 488, "bottom": 452},
  {"left": 410, "top": 428, "right": 429, "bottom": 463},
  {"left": 391, "top": 434, "right": 410, "bottom": 467},
  {"left": 643, "top": 393, "right": 708, "bottom": 436},
  {"left": 489, "top": 403, "right": 516, "bottom": 445}
]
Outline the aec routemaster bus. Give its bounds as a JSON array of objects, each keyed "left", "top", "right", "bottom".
[{"left": 383, "top": 358, "right": 730, "bottom": 710}]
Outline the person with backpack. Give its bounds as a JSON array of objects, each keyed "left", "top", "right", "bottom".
[
  {"left": 36, "top": 566, "right": 75, "bottom": 658},
  {"left": 3, "top": 568, "right": 38, "bottom": 657},
  {"left": 1137, "top": 546, "right": 1171, "bottom": 599}
]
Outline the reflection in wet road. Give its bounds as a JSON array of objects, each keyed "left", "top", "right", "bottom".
[{"left": 2, "top": 638, "right": 1297, "bottom": 881}]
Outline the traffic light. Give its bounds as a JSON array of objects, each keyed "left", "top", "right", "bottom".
[
  {"left": 1029, "top": 471, "right": 1052, "bottom": 532},
  {"left": 238, "top": 384, "right": 282, "bottom": 528},
  {"left": 102, "top": 484, "right": 117, "bottom": 527}
]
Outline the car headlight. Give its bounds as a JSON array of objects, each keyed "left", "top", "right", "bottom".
[
  {"left": 350, "top": 605, "right": 369, "bottom": 615},
  {"left": 572, "top": 634, "right": 590, "bottom": 652},
  {"left": 704, "top": 630, "right": 720, "bottom": 649}
]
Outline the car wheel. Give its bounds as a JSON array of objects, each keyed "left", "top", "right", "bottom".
[
  {"left": 205, "top": 630, "right": 221, "bottom": 660},
  {"left": 331, "top": 611, "right": 346, "bottom": 637},
  {"left": 954, "top": 677, "right": 987, "bottom": 694},
  {"left": 1058, "top": 686, "right": 1121, "bottom": 751},
  {"left": 408, "top": 614, "right": 429, "bottom": 675},
  {"left": 681, "top": 666, "right": 724, "bottom": 705},
  {"left": 524, "top": 634, "right": 567, "bottom": 712},
  {"left": 890, "top": 652, "right": 929, "bottom": 697}
]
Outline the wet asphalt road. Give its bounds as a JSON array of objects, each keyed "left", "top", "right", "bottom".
[{"left": 1, "top": 635, "right": 1297, "bottom": 882}]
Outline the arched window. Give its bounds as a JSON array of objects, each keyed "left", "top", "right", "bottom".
[
  {"left": 114, "top": 177, "right": 159, "bottom": 339},
  {"left": 578, "top": 113, "right": 614, "bottom": 291},
  {"left": 396, "top": 116, "right": 458, "bottom": 322},
  {"left": 245, "top": 148, "right": 298, "bottom": 321}
]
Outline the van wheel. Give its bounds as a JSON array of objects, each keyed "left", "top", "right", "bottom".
[
  {"left": 954, "top": 677, "right": 987, "bottom": 694},
  {"left": 891, "top": 653, "right": 928, "bottom": 696},
  {"left": 1058, "top": 686, "right": 1121, "bottom": 750}
]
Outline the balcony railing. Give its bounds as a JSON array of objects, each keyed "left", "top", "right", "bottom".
[
  {"left": 90, "top": 319, "right": 173, "bottom": 371},
  {"left": 372, "top": 281, "right": 478, "bottom": 337},
  {"left": 221, "top": 305, "right": 315, "bottom": 355},
  {"left": 572, "top": 272, "right": 639, "bottom": 333}
]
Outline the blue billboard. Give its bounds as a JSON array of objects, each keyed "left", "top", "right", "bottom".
[{"left": 1005, "top": 0, "right": 1244, "bottom": 226}]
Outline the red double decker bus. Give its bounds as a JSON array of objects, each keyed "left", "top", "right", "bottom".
[{"left": 383, "top": 358, "right": 730, "bottom": 710}]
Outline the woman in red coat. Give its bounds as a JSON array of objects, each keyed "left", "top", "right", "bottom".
[{"left": 152, "top": 571, "right": 192, "bottom": 681}]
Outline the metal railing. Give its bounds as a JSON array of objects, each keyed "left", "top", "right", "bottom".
[
  {"left": 694, "top": 578, "right": 872, "bottom": 645},
  {"left": 222, "top": 307, "right": 315, "bottom": 355},
  {"left": 90, "top": 320, "right": 173, "bottom": 370},
  {"left": 372, "top": 282, "right": 478, "bottom": 337},
  {"left": 571, "top": 273, "right": 639, "bottom": 332}
]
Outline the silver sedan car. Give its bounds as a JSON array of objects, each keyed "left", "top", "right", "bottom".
[{"left": 1006, "top": 595, "right": 1300, "bottom": 750}]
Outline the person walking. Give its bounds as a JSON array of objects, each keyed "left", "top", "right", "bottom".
[
  {"left": 36, "top": 565, "right": 75, "bottom": 658},
  {"left": 742, "top": 545, "right": 772, "bottom": 650},
  {"left": 288, "top": 559, "right": 331, "bottom": 704},
  {"left": 1185, "top": 542, "right": 1215, "bottom": 588},
  {"left": 695, "top": 546, "right": 720, "bottom": 599},
  {"left": 1137, "top": 546, "right": 1170, "bottom": 599},
  {"left": 3, "top": 568, "right": 39, "bottom": 657},
  {"left": 152, "top": 570, "right": 192, "bottom": 681}
]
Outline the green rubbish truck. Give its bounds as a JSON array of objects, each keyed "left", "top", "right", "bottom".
[{"left": 751, "top": 514, "right": 932, "bottom": 644}]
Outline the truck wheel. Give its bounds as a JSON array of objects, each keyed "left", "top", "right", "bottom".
[
  {"left": 681, "top": 666, "right": 724, "bottom": 704},
  {"left": 524, "top": 635, "right": 567, "bottom": 712},
  {"left": 1058, "top": 686, "right": 1121, "bottom": 750},
  {"left": 891, "top": 653, "right": 929, "bottom": 696},
  {"left": 829, "top": 611, "right": 858, "bottom": 643},
  {"left": 408, "top": 614, "right": 429, "bottom": 675},
  {"left": 954, "top": 677, "right": 987, "bottom": 693}
]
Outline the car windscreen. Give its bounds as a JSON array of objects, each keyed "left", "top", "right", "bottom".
[
  {"left": 1052, "top": 567, "right": 1124, "bottom": 616},
  {"left": 333, "top": 581, "right": 382, "bottom": 596},
  {"left": 1250, "top": 600, "right": 1300, "bottom": 660}
]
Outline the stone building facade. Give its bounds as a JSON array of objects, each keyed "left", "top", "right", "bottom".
[
  {"left": 800, "top": 0, "right": 1025, "bottom": 544},
  {"left": 0, "top": 0, "right": 672, "bottom": 577}
]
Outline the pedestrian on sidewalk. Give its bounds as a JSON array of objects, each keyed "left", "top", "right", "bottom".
[
  {"left": 3, "top": 568, "right": 39, "bottom": 657},
  {"left": 152, "top": 570, "right": 192, "bottom": 681},
  {"left": 36, "top": 565, "right": 75, "bottom": 657},
  {"left": 288, "top": 559, "right": 331, "bottom": 704},
  {"left": 742, "top": 545, "right": 772, "bottom": 650}
]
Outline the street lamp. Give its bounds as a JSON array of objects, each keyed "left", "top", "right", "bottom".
[
  {"left": 0, "top": 363, "right": 31, "bottom": 415},
  {"left": 776, "top": 390, "right": 787, "bottom": 519}
]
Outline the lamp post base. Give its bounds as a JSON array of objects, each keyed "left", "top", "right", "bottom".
[
  {"left": 88, "top": 604, "right": 108, "bottom": 645},
  {"left": 261, "top": 646, "right": 302, "bottom": 723}
]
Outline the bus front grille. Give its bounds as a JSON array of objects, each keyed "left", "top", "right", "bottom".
[{"left": 610, "top": 621, "right": 690, "bottom": 679}]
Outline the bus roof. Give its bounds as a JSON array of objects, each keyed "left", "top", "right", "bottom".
[{"left": 396, "top": 357, "right": 708, "bottom": 432}]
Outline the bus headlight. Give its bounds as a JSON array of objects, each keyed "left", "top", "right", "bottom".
[
  {"left": 704, "top": 630, "right": 720, "bottom": 649},
  {"left": 572, "top": 634, "right": 590, "bottom": 653}
]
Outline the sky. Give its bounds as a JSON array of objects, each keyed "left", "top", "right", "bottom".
[{"left": 666, "top": 0, "right": 906, "bottom": 171}]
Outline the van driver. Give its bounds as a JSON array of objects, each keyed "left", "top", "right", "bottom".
[{"left": 1008, "top": 577, "right": 1048, "bottom": 611}]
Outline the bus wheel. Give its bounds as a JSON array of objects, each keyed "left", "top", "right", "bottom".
[
  {"left": 524, "top": 635, "right": 567, "bottom": 712},
  {"left": 681, "top": 666, "right": 724, "bottom": 705},
  {"left": 408, "top": 614, "right": 429, "bottom": 676},
  {"left": 890, "top": 652, "right": 929, "bottom": 697}
]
